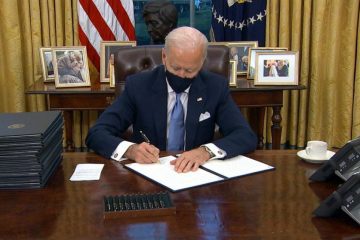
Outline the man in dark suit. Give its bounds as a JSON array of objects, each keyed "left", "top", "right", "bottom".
[{"left": 86, "top": 27, "right": 257, "bottom": 173}]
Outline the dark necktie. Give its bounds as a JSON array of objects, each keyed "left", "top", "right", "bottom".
[{"left": 167, "top": 93, "right": 185, "bottom": 151}]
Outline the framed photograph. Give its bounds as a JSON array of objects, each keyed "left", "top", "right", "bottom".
[
  {"left": 208, "top": 42, "right": 229, "bottom": 47},
  {"left": 247, "top": 47, "right": 288, "bottom": 79},
  {"left": 209, "top": 41, "right": 258, "bottom": 76},
  {"left": 39, "top": 47, "right": 55, "bottom": 82},
  {"left": 229, "top": 60, "right": 237, "bottom": 87},
  {"left": 53, "top": 47, "right": 91, "bottom": 88},
  {"left": 227, "top": 41, "right": 258, "bottom": 75},
  {"left": 254, "top": 51, "right": 299, "bottom": 86},
  {"left": 100, "top": 41, "right": 136, "bottom": 82}
]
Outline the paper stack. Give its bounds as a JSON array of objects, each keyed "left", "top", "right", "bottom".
[{"left": 0, "top": 111, "right": 64, "bottom": 189}]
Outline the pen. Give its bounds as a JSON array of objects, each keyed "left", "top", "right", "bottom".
[
  {"left": 108, "top": 196, "right": 114, "bottom": 211},
  {"left": 135, "top": 194, "right": 142, "bottom": 210},
  {"left": 104, "top": 197, "right": 110, "bottom": 212},
  {"left": 147, "top": 195, "right": 154, "bottom": 209},
  {"left": 153, "top": 194, "right": 159, "bottom": 208},
  {"left": 113, "top": 196, "right": 118, "bottom": 211},
  {"left": 139, "top": 130, "right": 150, "bottom": 143},
  {"left": 119, "top": 196, "right": 124, "bottom": 211},
  {"left": 140, "top": 130, "right": 160, "bottom": 163},
  {"left": 124, "top": 195, "right": 130, "bottom": 210},
  {"left": 130, "top": 195, "right": 136, "bottom": 210},
  {"left": 141, "top": 194, "right": 148, "bottom": 209}
]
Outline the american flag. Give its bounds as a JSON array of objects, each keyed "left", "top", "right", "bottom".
[
  {"left": 77, "top": 0, "right": 136, "bottom": 71},
  {"left": 211, "top": 0, "right": 266, "bottom": 46}
]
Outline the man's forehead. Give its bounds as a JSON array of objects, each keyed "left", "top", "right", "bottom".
[{"left": 167, "top": 56, "right": 203, "bottom": 73}]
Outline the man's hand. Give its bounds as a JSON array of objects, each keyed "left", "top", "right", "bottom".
[
  {"left": 124, "top": 142, "right": 160, "bottom": 163},
  {"left": 170, "top": 147, "right": 211, "bottom": 173}
]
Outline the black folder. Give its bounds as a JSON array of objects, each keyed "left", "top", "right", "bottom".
[
  {"left": 0, "top": 111, "right": 62, "bottom": 141},
  {"left": 0, "top": 111, "right": 64, "bottom": 189}
]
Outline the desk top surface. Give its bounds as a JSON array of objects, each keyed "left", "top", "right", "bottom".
[{"left": 0, "top": 150, "right": 357, "bottom": 239}]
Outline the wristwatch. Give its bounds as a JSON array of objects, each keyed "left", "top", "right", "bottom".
[{"left": 202, "top": 146, "right": 215, "bottom": 158}]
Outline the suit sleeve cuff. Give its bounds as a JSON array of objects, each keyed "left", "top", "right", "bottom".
[
  {"left": 202, "top": 143, "right": 226, "bottom": 160},
  {"left": 111, "top": 141, "right": 135, "bottom": 162}
]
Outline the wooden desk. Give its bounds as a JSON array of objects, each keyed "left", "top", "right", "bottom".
[
  {"left": 0, "top": 150, "right": 358, "bottom": 239},
  {"left": 25, "top": 81, "right": 305, "bottom": 150}
]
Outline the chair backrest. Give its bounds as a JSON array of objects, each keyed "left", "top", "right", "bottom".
[{"left": 114, "top": 45, "right": 230, "bottom": 95}]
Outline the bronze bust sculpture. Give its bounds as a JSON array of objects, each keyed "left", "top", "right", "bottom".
[{"left": 143, "top": 0, "right": 178, "bottom": 44}]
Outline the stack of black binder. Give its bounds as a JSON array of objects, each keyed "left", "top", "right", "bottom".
[{"left": 0, "top": 111, "right": 64, "bottom": 189}]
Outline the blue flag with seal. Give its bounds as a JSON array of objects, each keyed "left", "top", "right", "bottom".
[{"left": 211, "top": 0, "right": 267, "bottom": 46}]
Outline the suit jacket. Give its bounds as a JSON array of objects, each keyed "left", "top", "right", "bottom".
[{"left": 86, "top": 65, "right": 257, "bottom": 159}]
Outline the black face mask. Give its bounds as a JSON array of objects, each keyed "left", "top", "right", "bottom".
[{"left": 165, "top": 69, "right": 195, "bottom": 93}]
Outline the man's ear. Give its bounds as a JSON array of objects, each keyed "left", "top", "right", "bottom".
[{"left": 161, "top": 48, "right": 166, "bottom": 65}]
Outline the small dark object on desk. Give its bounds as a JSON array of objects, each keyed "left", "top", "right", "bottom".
[{"left": 103, "top": 192, "right": 175, "bottom": 219}]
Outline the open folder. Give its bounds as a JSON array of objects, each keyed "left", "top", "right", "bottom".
[{"left": 124, "top": 155, "right": 275, "bottom": 192}]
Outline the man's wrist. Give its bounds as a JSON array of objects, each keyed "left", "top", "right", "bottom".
[
  {"left": 201, "top": 146, "right": 215, "bottom": 159},
  {"left": 124, "top": 144, "right": 136, "bottom": 159},
  {"left": 111, "top": 141, "right": 135, "bottom": 161}
]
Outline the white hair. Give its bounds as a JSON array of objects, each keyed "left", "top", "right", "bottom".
[{"left": 164, "top": 26, "right": 208, "bottom": 61}]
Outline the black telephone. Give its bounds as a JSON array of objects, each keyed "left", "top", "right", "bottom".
[
  {"left": 309, "top": 137, "right": 360, "bottom": 181},
  {"left": 313, "top": 174, "right": 360, "bottom": 225}
]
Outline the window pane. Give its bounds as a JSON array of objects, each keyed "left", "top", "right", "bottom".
[{"left": 193, "top": 0, "right": 211, "bottom": 40}]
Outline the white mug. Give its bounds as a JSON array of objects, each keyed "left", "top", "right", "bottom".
[{"left": 305, "top": 140, "right": 328, "bottom": 159}]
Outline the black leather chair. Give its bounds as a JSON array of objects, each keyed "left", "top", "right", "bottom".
[{"left": 114, "top": 45, "right": 230, "bottom": 95}]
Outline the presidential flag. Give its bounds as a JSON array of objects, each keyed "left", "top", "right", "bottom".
[
  {"left": 211, "top": 0, "right": 267, "bottom": 46},
  {"left": 78, "top": 0, "right": 136, "bottom": 71}
]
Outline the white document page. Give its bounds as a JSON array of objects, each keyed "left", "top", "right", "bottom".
[
  {"left": 70, "top": 164, "right": 105, "bottom": 181},
  {"left": 202, "top": 155, "right": 274, "bottom": 178},
  {"left": 125, "top": 156, "right": 223, "bottom": 191}
]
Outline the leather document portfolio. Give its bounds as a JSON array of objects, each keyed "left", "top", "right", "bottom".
[{"left": 0, "top": 111, "right": 64, "bottom": 189}]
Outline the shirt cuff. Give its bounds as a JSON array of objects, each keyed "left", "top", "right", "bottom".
[
  {"left": 111, "top": 141, "right": 135, "bottom": 162},
  {"left": 202, "top": 143, "right": 226, "bottom": 160}
]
